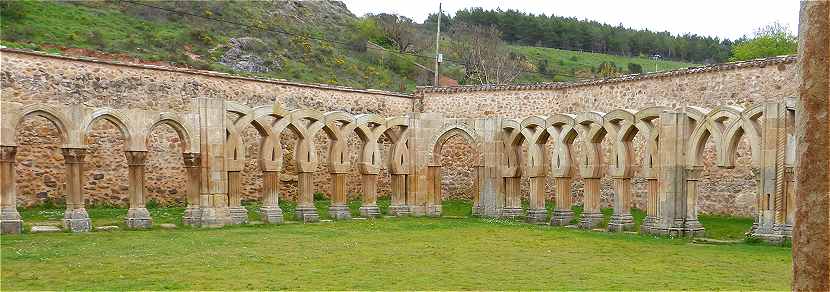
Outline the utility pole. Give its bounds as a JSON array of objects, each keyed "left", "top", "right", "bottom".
[{"left": 433, "top": 2, "right": 442, "bottom": 87}]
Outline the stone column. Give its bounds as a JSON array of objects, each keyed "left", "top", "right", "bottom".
[
  {"left": 328, "top": 172, "right": 351, "bottom": 220},
  {"left": 0, "top": 146, "right": 22, "bottom": 234},
  {"left": 472, "top": 165, "right": 483, "bottom": 216},
  {"left": 182, "top": 152, "right": 202, "bottom": 225},
  {"left": 680, "top": 167, "right": 705, "bottom": 236},
  {"left": 550, "top": 176, "right": 574, "bottom": 226},
  {"left": 124, "top": 151, "right": 152, "bottom": 229},
  {"left": 227, "top": 171, "right": 247, "bottom": 224},
  {"left": 501, "top": 176, "right": 522, "bottom": 218},
  {"left": 526, "top": 175, "right": 547, "bottom": 224},
  {"left": 295, "top": 171, "right": 319, "bottom": 222},
  {"left": 793, "top": 1, "right": 829, "bottom": 290},
  {"left": 427, "top": 165, "right": 442, "bottom": 217},
  {"left": 196, "top": 98, "right": 231, "bottom": 227},
  {"left": 62, "top": 147, "right": 91, "bottom": 232},
  {"left": 780, "top": 166, "right": 794, "bottom": 236},
  {"left": 389, "top": 174, "right": 411, "bottom": 216},
  {"left": 608, "top": 177, "right": 634, "bottom": 232},
  {"left": 578, "top": 177, "right": 603, "bottom": 229},
  {"left": 359, "top": 173, "right": 380, "bottom": 217},
  {"left": 640, "top": 177, "right": 660, "bottom": 234},
  {"left": 260, "top": 170, "right": 283, "bottom": 224}
]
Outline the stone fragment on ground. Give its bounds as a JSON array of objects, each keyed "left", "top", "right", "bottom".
[
  {"left": 95, "top": 225, "right": 119, "bottom": 231},
  {"left": 159, "top": 223, "right": 177, "bottom": 229},
  {"left": 31, "top": 226, "right": 61, "bottom": 233}
]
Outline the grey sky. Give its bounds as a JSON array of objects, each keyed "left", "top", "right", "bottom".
[{"left": 343, "top": 0, "right": 800, "bottom": 40}]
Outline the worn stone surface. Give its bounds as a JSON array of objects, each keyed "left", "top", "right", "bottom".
[{"left": 30, "top": 225, "right": 61, "bottom": 233}]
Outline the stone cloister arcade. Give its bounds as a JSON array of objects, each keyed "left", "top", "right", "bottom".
[{"left": 0, "top": 98, "right": 796, "bottom": 242}]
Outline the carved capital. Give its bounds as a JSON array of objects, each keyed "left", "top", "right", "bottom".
[
  {"left": 61, "top": 148, "right": 87, "bottom": 164},
  {"left": 0, "top": 146, "right": 17, "bottom": 163},
  {"left": 685, "top": 166, "right": 704, "bottom": 180},
  {"left": 785, "top": 166, "right": 795, "bottom": 182},
  {"left": 182, "top": 153, "right": 201, "bottom": 168},
  {"left": 124, "top": 151, "right": 147, "bottom": 166}
]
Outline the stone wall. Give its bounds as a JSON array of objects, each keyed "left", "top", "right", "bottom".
[
  {"left": 2, "top": 49, "right": 414, "bottom": 207},
  {"left": 2, "top": 48, "right": 798, "bottom": 217},
  {"left": 418, "top": 56, "right": 798, "bottom": 216}
]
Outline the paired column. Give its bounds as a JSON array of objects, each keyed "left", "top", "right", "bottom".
[
  {"left": 0, "top": 146, "right": 22, "bottom": 234},
  {"left": 640, "top": 177, "right": 660, "bottom": 234},
  {"left": 607, "top": 176, "right": 635, "bottom": 232},
  {"left": 124, "top": 151, "right": 152, "bottom": 229},
  {"left": 328, "top": 172, "right": 351, "bottom": 219},
  {"left": 62, "top": 147, "right": 91, "bottom": 232},
  {"left": 526, "top": 175, "right": 547, "bottom": 224},
  {"left": 389, "top": 174, "right": 411, "bottom": 216},
  {"left": 501, "top": 176, "right": 522, "bottom": 218},
  {"left": 472, "top": 165, "right": 484, "bottom": 216},
  {"left": 182, "top": 153, "right": 202, "bottom": 225},
  {"left": 679, "top": 167, "right": 705, "bottom": 236},
  {"left": 578, "top": 177, "right": 604, "bottom": 229},
  {"left": 427, "top": 165, "right": 442, "bottom": 217},
  {"left": 227, "top": 171, "right": 247, "bottom": 224},
  {"left": 294, "top": 172, "right": 319, "bottom": 222},
  {"left": 260, "top": 171, "right": 284, "bottom": 223},
  {"left": 359, "top": 173, "right": 380, "bottom": 217},
  {"left": 550, "top": 176, "right": 574, "bottom": 225}
]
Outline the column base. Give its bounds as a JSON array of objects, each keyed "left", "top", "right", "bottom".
[
  {"left": 199, "top": 207, "right": 231, "bottom": 228},
  {"left": 125, "top": 208, "right": 153, "bottom": 229},
  {"left": 409, "top": 205, "right": 427, "bottom": 216},
  {"left": 0, "top": 207, "right": 23, "bottom": 234},
  {"left": 550, "top": 209, "right": 574, "bottom": 226},
  {"left": 295, "top": 206, "right": 320, "bottom": 223},
  {"left": 359, "top": 205, "right": 380, "bottom": 218},
  {"left": 260, "top": 205, "right": 284, "bottom": 224},
  {"left": 183, "top": 206, "right": 202, "bottom": 226},
  {"left": 64, "top": 208, "right": 92, "bottom": 232},
  {"left": 607, "top": 213, "right": 635, "bottom": 232},
  {"left": 668, "top": 219, "right": 705, "bottom": 237},
  {"left": 640, "top": 216, "right": 660, "bottom": 234},
  {"left": 500, "top": 207, "right": 523, "bottom": 219},
  {"left": 389, "top": 205, "right": 411, "bottom": 217},
  {"left": 328, "top": 204, "right": 352, "bottom": 220},
  {"left": 427, "top": 204, "right": 442, "bottom": 217},
  {"left": 228, "top": 206, "right": 248, "bottom": 225},
  {"left": 526, "top": 209, "right": 547, "bottom": 224},
  {"left": 471, "top": 204, "right": 483, "bottom": 216},
  {"left": 578, "top": 211, "right": 604, "bottom": 229}
]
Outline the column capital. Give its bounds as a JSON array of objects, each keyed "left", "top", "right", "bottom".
[
  {"left": 0, "top": 146, "right": 17, "bottom": 163},
  {"left": 61, "top": 148, "right": 87, "bottom": 164},
  {"left": 124, "top": 151, "right": 148, "bottom": 166},
  {"left": 182, "top": 152, "right": 201, "bottom": 168},
  {"left": 685, "top": 166, "right": 704, "bottom": 180}
]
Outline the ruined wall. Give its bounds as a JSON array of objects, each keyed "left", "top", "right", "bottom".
[
  {"left": 2, "top": 49, "right": 414, "bottom": 207},
  {"left": 419, "top": 56, "right": 798, "bottom": 216}
]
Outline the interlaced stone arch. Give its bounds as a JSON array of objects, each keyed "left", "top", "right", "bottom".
[{"left": 428, "top": 122, "right": 482, "bottom": 165}]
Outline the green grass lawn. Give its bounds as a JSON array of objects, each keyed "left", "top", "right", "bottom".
[{"left": 1, "top": 214, "right": 791, "bottom": 290}]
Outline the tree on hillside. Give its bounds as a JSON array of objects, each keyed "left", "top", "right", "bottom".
[
  {"left": 371, "top": 13, "right": 431, "bottom": 53},
  {"left": 448, "top": 22, "right": 522, "bottom": 85},
  {"left": 730, "top": 22, "right": 797, "bottom": 61}
]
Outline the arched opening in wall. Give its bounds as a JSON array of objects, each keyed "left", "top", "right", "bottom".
[
  {"left": 82, "top": 117, "right": 129, "bottom": 225},
  {"left": 14, "top": 116, "right": 66, "bottom": 224},
  {"left": 376, "top": 132, "right": 394, "bottom": 214},
  {"left": 144, "top": 122, "right": 186, "bottom": 224},
  {"left": 435, "top": 131, "right": 479, "bottom": 217},
  {"left": 310, "top": 123, "right": 332, "bottom": 218},
  {"left": 697, "top": 132, "right": 756, "bottom": 239},
  {"left": 569, "top": 135, "right": 587, "bottom": 224},
  {"left": 278, "top": 122, "right": 301, "bottom": 218},
  {"left": 629, "top": 132, "right": 648, "bottom": 228},
  {"left": 345, "top": 132, "right": 363, "bottom": 215},
  {"left": 236, "top": 121, "right": 267, "bottom": 221}
]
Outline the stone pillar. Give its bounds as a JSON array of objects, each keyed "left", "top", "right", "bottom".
[
  {"left": 640, "top": 177, "right": 660, "bottom": 233},
  {"left": 62, "top": 147, "right": 91, "bottom": 232},
  {"left": 359, "top": 173, "right": 380, "bottom": 217},
  {"left": 780, "top": 166, "right": 795, "bottom": 236},
  {"left": 124, "top": 151, "right": 152, "bottom": 229},
  {"left": 427, "top": 165, "right": 442, "bottom": 217},
  {"left": 295, "top": 171, "right": 319, "bottom": 222},
  {"left": 182, "top": 152, "right": 202, "bottom": 225},
  {"left": 260, "top": 171, "right": 283, "bottom": 224},
  {"left": 526, "top": 175, "right": 547, "bottom": 224},
  {"left": 550, "top": 176, "right": 574, "bottom": 226},
  {"left": 328, "top": 172, "right": 351, "bottom": 220},
  {"left": 656, "top": 111, "right": 690, "bottom": 236},
  {"left": 578, "top": 177, "right": 603, "bottom": 229},
  {"left": 793, "top": 1, "right": 830, "bottom": 290},
  {"left": 196, "top": 98, "right": 231, "bottom": 227},
  {"left": 501, "top": 176, "right": 522, "bottom": 218},
  {"left": 608, "top": 177, "right": 634, "bottom": 232},
  {"left": 0, "top": 146, "right": 22, "bottom": 234},
  {"left": 472, "top": 165, "right": 483, "bottom": 216},
  {"left": 680, "top": 167, "right": 705, "bottom": 236},
  {"left": 389, "top": 174, "right": 411, "bottom": 216},
  {"left": 226, "top": 171, "right": 247, "bottom": 224}
]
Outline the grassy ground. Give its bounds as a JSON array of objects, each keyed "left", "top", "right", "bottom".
[{"left": 1, "top": 214, "right": 791, "bottom": 290}]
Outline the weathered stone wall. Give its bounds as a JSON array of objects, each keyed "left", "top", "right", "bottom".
[
  {"left": 2, "top": 49, "right": 413, "bottom": 207},
  {"left": 420, "top": 57, "right": 798, "bottom": 216}
]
